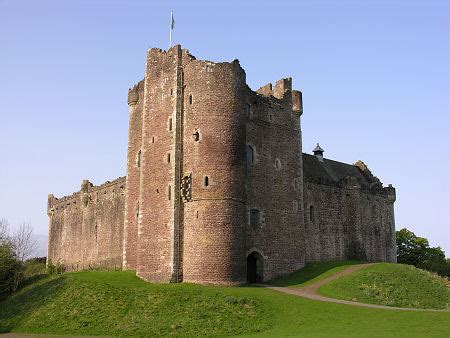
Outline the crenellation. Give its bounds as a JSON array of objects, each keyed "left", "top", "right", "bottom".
[{"left": 47, "top": 45, "right": 396, "bottom": 284}]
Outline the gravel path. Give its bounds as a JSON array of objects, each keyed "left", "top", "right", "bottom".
[{"left": 264, "top": 264, "right": 450, "bottom": 313}]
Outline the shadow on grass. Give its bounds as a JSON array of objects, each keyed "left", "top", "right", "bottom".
[
  {"left": 18, "top": 273, "right": 50, "bottom": 289},
  {"left": 269, "top": 260, "right": 365, "bottom": 287},
  {"left": 0, "top": 276, "right": 66, "bottom": 333}
]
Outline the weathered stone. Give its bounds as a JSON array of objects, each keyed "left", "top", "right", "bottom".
[{"left": 46, "top": 45, "right": 396, "bottom": 284}]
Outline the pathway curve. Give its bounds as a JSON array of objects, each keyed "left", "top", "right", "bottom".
[{"left": 263, "top": 264, "right": 450, "bottom": 313}]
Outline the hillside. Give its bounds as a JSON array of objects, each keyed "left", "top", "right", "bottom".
[
  {"left": 318, "top": 263, "right": 450, "bottom": 309},
  {"left": 0, "top": 269, "right": 449, "bottom": 337}
]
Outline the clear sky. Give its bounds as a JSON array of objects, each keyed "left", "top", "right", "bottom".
[{"left": 1, "top": 0, "right": 449, "bottom": 255}]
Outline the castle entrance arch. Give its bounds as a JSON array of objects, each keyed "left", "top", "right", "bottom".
[{"left": 246, "top": 251, "right": 264, "bottom": 283}]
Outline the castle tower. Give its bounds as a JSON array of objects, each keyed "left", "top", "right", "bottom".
[
  {"left": 181, "top": 59, "right": 248, "bottom": 284},
  {"left": 123, "top": 80, "right": 144, "bottom": 270},
  {"left": 125, "top": 45, "right": 306, "bottom": 284}
]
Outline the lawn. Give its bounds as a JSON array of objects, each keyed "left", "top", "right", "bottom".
[
  {"left": 318, "top": 263, "right": 450, "bottom": 309},
  {"left": 0, "top": 268, "right": 449, "bottom": 337},
  {"left": 270, "top": 260, "right": 363, "bottom": 287}
]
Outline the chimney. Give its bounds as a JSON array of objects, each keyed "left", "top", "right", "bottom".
[{"left": 313, "top": 143, "right": 324, "bottom": 162}]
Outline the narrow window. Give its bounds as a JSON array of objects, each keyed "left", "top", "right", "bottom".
[
  {"left": 269, "top": 114, "right": 273, "bottom": 121},
  {"left": 169, "top": 118, "right": 173, "bottom": 131},
  {"left": 275, "top": 158, "right": 282, "bottom": 170},
  {"left": 136, "top": 150, "right": 141, "bottom": 167},
  {"left": 204, "top": 176, "right": 209, "bottom": 187},
  {"left": 152, "top": 136, "right": 155, "bottom": 143},
  {"left": 189, "top": 94, "right": 193, "bottom": 105},
  {"left": 168, "top": 185, "right": 171, "bottom": 200},
  {"left": 246, "top": 145, "right": 254, "bottom": 164},
  {"left": 250, "top": 209, "right": 260, "bottom": 229},
  {"left": 135, "top": 202, "right": 140, "bottom": 218},
  {"left": 170, "top": 88, "right": 173, "bottom": 96},
  {"left": 193, "top": 130, "right": 200, "bottom": 141},
  {"left": 167, "top": 153, "right": 171, "bottom": 163},
  {"left": 294, "top": 178, "right": 300, "bottom": 190},
  {"left": 245, "top": 103, "right": 252, "bottom": 118},
  {"left": 309, "top": 205, "right": 314, "bottom": 223},
  {"left": 196, "top": 211, "right": 199, "bottom": 218}
]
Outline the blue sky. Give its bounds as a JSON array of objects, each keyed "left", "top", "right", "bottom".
[{"left": 1, "top": 0, "right": 449, "bottom": 255}]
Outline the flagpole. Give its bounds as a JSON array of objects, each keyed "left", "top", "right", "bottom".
[{"left": 169, "top": 11, "right": 173, "bottom": 49}]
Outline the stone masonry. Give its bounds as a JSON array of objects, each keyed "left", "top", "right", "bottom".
[{"left": 47, "top": 45, "right": 396, "bottom": 284}]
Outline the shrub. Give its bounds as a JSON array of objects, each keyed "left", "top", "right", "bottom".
[{"left": 0, "top": 243, "right": 23, "bottom": 300}]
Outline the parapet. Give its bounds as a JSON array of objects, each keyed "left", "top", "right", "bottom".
[
  {"left": 256, "top": 77, "right": 302, "bottom": 115},
  {"left": 127, "top": 80, "right": 144, "bottom": 106},
  {"left": 384, "top": 184, "right": 396, "bottom": 203},
  {"left": 273, "top": 78, "right": 292, "bottom": 99}
]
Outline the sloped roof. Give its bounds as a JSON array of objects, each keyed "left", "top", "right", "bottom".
[{"left": 302, "top": 153, "right": 372, "bottom": 187}]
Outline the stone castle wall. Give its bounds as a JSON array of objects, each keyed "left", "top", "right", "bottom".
[
  {"left": 123, "top": 80, "right": 144, "bottom": 270},
  {"left": 244, "top": 79, "right": 305, "bottom": 281},
  {"left": 47, "top": 177, "right": 126, "bottom": 270},
  {"left": 303, "top": 157, "right": 396, "bottom": 263},
  {"left": 46, "top": 45, "right": 397, "bottom": 283}
]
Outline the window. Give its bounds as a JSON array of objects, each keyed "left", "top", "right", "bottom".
[
  {"left": 250, "top": 209, "right": 260, "bottom": 229},
  {"left": 152, "top": 136, "right": 155, "bottom": 143},
  {"left": 309, "top": 205, "right": 314, "bottom": 223},
  {"left": 245, "top": 102, "right": 253, "bottom": 118},
  {"left": 136, "top": 150, "right": 141, "bottom": 167},
  {"left": 292, "top": 200, "right": 298, "bottom": 212},
  {"left": 246, "top": 145, "right": 254, "bottom": 164},
  {"left": 193, "top": 130, "right": 200, "bottom": 141},
  {"left": 168, "top": 185, "right": 171, "bottom": 200},
  {"left": 169, "top": 118, "right": 173, "bottom": 131},
  {"left": 189, "top": 94, "right": 193, "bottom": 105},
  {"left": 294, "top": 178, "right": 300, "bottom": 191},
  {"left": 167, "top": 153, "right": 171, "bottom": 163},
  {"left": 204, "top": 176, "right": 209, "bottom": 187},
  {"left": 275, "top": 158, "right": 282, "bottom": 170},
  {"left": 170, "top": 88, "right": 173, "bottom": 96}
]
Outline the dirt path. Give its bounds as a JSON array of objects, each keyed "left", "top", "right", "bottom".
[{"left": 264, "top": 264, "right": 450, "bottom": 313}]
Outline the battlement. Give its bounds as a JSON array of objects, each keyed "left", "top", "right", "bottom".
[
  {"left": 48, "top": 176, "right": 126, "bottom": 212},
  {"left": 256, "top": 78, "right": 303, "bottom": 115}
]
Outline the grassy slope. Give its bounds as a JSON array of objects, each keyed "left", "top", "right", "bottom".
[
  {"left": 319, "top": 263, "right": 450, "bottom": 309},
  {"left": 270, "top": 260, "right": 363, "bottom": 287},
  {"left": 0, "top": 270, "right": 448, "bottom": 337}
]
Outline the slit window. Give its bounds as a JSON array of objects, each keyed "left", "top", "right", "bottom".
[
  {"left": 169, "top": 118, "right": 173, "bottom": 131},
  {"left": 250, "top": 209, "right": 260, "bottom": 229},
  {"left": 167, "top": 153, "right": 171, "bottom": 163},
  {"left": 246, "top": 145, "right": 254, "bottom": 164},
  {"left": 204, "top": 176, "right": 209, "bottom": 187},
  {"left": 245, "top": 103, "right": 252, "bottom": 118},
  {"left": 168, "top": 185, "right": 171, "bottom": 200},
  {"left": 309, "top": 205, "right": 314, "bottom": 223},
  {"left": 189, "top": 94, "right": 193, "bottom": 105},
  {"left": 136, "top": 150, "right": 141, "bottom": 167}
]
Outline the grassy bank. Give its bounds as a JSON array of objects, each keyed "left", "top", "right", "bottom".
[
  {"left": 319, "top": 263, "right": 450, "bottom": 309},
  {"left": 0, "top": 269, "right": 449, "bottom": 337}
]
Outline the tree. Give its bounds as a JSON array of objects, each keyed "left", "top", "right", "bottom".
[
  {"left": 11, "top": 222, "right": 37, "bottom": 262},
  {"left": 0, "top": 219, "right": 39, "bottom": 299},
  {"left": 396, "top": 228, "right": 448, "bottom": 277}
]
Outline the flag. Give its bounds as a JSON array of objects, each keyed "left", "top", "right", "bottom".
[{"left": 171, "top": 12, "right": 175, "bottom": 30}]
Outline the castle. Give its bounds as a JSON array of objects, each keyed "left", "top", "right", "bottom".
[{"left": 47, "top": 45, "right": 396, "bottom": 284}]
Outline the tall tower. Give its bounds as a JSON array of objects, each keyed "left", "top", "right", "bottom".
[{"left": 124, "top": 45, "right": 305, "bottom": 284}]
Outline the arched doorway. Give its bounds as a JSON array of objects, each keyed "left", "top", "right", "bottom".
[{"left": 246, "top": 251, "right": 264, "bottom": 283}]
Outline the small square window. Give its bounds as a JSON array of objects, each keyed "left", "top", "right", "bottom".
[{"left": 250, "top": 209, "right": 260, "bottom": 229}]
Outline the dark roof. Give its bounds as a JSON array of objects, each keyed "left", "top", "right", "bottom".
[
  {"left": 313, "top": 143, "right": 324, "bottom": 153},
  {"left": 303, "top": 153, "right": 371, "bottom": 187}
]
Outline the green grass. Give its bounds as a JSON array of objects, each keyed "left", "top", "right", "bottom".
[
  {"left": 0, "top": 269, "right": 449, "bottom": 337},
  {"left": 271, "top": 260, "right": 363, "bottom": 287},
  {"left": 319, "top": 263, "right": 450, "bottom": 309}
]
